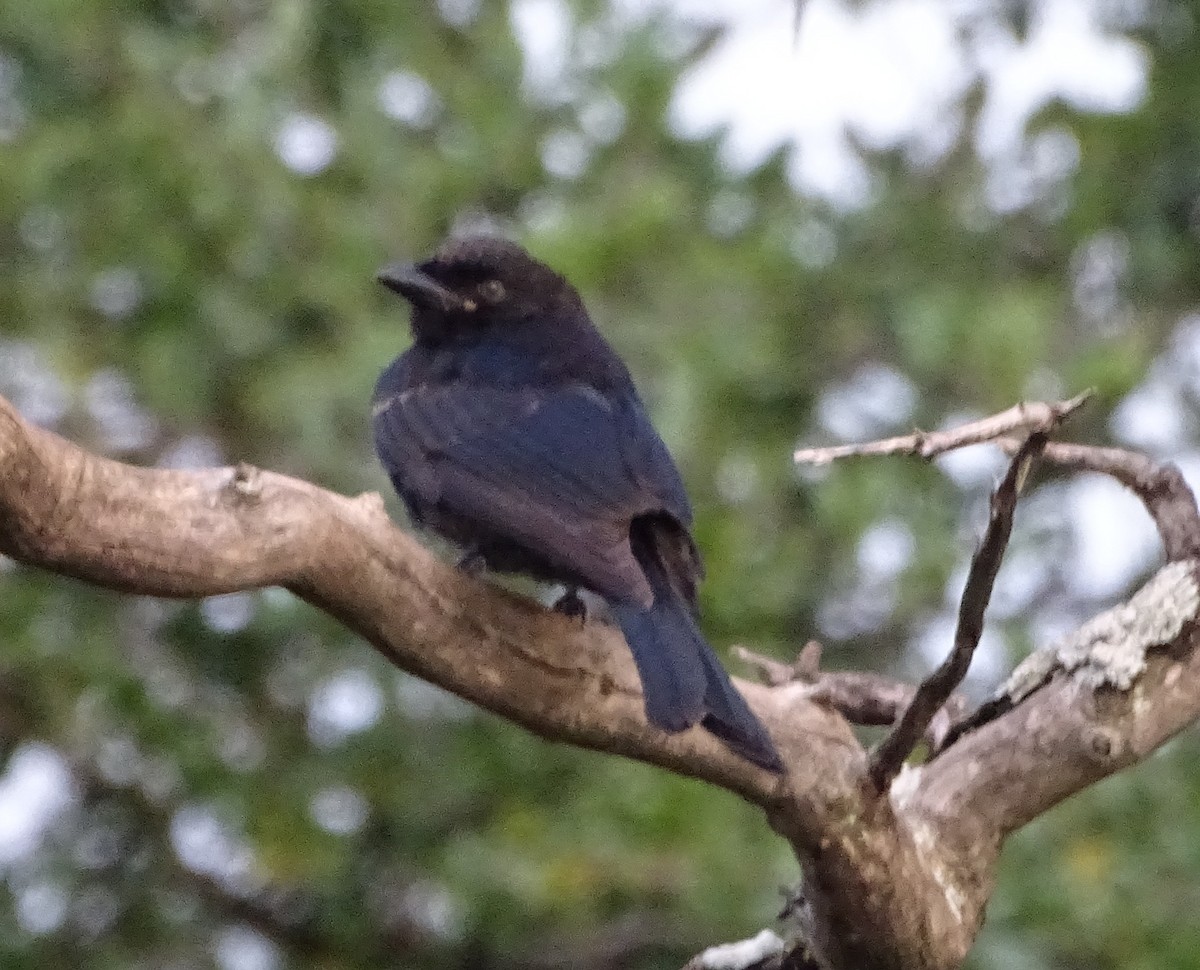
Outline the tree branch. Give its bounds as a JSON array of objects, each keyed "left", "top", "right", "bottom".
[
  {"left": 791, "top": 392, "right": 1090, "bottom": 466},
  {"left": 6, "top": 389, "right": 1200, "bottom": 970},
  {"left": 1003, "top": 439, "right": 1200, "bottom": 561},
  {"left": 734, "top": 644, "right": 966, "bottom": 750},
  {"left": 869, "top": 433, "right": 1046, "bottom": 787},
  {"left": 0, "top": 393, "right": 852, "bottom": 817}
]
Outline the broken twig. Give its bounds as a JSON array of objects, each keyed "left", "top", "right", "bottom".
[{"left": 793, "top": 391, "right": 1090, "bottom": 466}]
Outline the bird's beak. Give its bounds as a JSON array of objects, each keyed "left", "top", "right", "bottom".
[{"left": 376, "top": 263, "right": 461, "bottom": 312}]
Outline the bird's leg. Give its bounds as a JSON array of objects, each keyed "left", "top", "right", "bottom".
[
  {"left": 553, "top": 587, "right": 588, "bottom": 623},
  {"left": 456, "top": 548, "right": 488, "bottom": 577}
]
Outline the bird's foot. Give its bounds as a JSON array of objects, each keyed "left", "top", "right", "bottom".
[
  {"left": 456, "top": 549, "right": 488, "bottom": 577},
  {"left": 553, "top": 587, "right": 588, "bottom": 624}
]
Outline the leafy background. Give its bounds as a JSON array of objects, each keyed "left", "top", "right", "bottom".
[{"left": 1, "top": 0, "right": 1199, "bottom": 967}]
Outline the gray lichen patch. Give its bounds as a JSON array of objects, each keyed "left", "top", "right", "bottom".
[{"left": 1002, "top": 560, "right": 1200, "bottom": 701}]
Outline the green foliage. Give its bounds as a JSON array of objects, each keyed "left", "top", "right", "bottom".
[{"left": 0, "top": 1, "right": 1196, "bottom": 967}]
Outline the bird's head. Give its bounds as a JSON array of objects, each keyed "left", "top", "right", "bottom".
[{"left": 377, "top": 235, "right": 582, "bottom": 344}]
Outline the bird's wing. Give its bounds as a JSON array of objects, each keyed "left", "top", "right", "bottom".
[{"left": 373, "top": 380, "right": 689, "bottom": 605}]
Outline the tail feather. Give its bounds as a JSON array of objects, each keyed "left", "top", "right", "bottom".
[
  {"left": 696, "top": 645, "right": 785, "bottom": 773},
  {"left": 613, "top": 522, "right": 784, "bottom": 773},
  {"left": 612, "top": 598, "right": 706, "bottom": 732}
]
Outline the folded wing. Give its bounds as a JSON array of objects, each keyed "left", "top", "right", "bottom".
[{"left": 372, "top": 379, "right": 692, "bottom": 605}]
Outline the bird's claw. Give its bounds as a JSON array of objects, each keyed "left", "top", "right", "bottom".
[
  {"left": 457, "top": 549, "right": 488, "bottom": 577},
  {"left": 553, "top": 588, "right": 588, "bottom": 624}
]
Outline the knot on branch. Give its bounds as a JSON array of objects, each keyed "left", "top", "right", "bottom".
[{"left": 228, "top": 462, "right": 263, "bottom": 504}]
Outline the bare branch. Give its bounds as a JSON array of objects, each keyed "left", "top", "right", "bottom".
[
  {"left": 0, "top": 394, "right": 867, "bottom": 815},
  {"left": 792, "top": 392, "right": 1090, "bottom": 466},
  {"left": 869, "top": 433, "right": 1047, "bottom": 788},
  {"left": 735, "top": 645, "right": 965, "bottom": 749},
  {"left": 7, "top": 385, "right": 1200, "bottom": 970},
  {"left": 734, "top": 642, "right": 822, "bottom": 686},
  {"left": 998, "top": 438, "right": 1200, "bottom": 561}
]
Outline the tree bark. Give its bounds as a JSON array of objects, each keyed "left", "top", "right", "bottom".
[{"left": 2, "top": 393, "right": 1198, "bottom": 970}]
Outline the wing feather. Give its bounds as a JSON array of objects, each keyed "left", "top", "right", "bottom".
[{"left": 373, "top": 380, "right": 686, "bottom": 603}]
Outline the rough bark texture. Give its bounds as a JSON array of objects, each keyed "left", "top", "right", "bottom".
[{"left": 2, "top": 393, "right": 1199, "bottom": 970}]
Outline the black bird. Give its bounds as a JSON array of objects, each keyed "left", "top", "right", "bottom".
[{"left": 371, "top": 236, "right": 783, "bottom": 773}]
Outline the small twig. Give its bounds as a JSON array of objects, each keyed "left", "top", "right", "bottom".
[
  {"left": 869, "top": 433, "right": 1049, "bottom": 789},
  {"left": 806, "top": 672, "right": 966, "bottom": 751},
  {"left": 793, "top": 391, "right": 1091, "bottom": 466},
  {"left": 734, "top": 642, "right": 823, "bottom": 686},
  {"left": 996, "top": 438, "right": 1200, "bottom": 562},
  {"left": 735, "top": 645, "right": 965, "bottom": 749}
]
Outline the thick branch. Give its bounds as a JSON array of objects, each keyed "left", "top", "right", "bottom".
[
  {"left": 916, "top": 560, "right": 1200, "bottom": 838},
  {"left": 0, "top": 395, "right": 860, "bottom": 813},
  {"left": 8, "top": 388, "right": 1200, "bottom": 970}
]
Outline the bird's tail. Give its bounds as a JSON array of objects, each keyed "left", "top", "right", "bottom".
[{"left": 611, "top": 529, "right": 784, "bottom": 774}]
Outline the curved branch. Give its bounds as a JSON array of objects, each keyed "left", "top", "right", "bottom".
[
  {"left": 0, "top": 395, "right": 857, "bottom": 811},
  {"left": 1009, "top": 439, "right": 1200, "bottom": 561},
  {"left": 9, "top": 389, "right": 1200, "bottom": 970}
]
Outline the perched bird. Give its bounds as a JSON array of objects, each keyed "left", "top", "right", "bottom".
[{"left": 371, "top": 236, "right": 783, "bottom": 773}]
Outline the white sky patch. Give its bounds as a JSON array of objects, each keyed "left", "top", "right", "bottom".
[
  {"left": 577, "top": 90, "right": 627, "bottom": 143},
  {"left": 90, "top": 267, "right": 142, "bottom": 322},
  {"left": 988, "top": 546, "right": 1053, "bottom": 620},
  {"left": 972, "top": 0, "right": 1147, "bottom": 161},
  {"left": 1110, "top": 376, "right": 1190, "bottom": 454},
  {"left": 857, "top": 518, "right": 915, "bottom": 582},
  {"left": 274, "top": 113, "right": 338, "bottom": 176},
  {"left": 670, "top": 0, "right": 970, "bottom": 206},
  {"left": 540, "top": 127, "right": 592, "bottom": 179},
  {"left": 200, "top": 591, "right": 257, "bottom": 634},
  {"left": 1168, "top": 314, "right": 1200, "bottom": 393},
  {"left": 84, "top": 368, "right": 158, "bottom": 453},
  {"left": 816, "top": 580, "right": 897, "bottom": 639},
  {"left": 307, "top": 668, "right": 385, "bottom": 746},
  {"left": 396, "top": 880, "right": 464, "bottom": 941},
  {"left": 16, "top": 881, "right": 68, "bottom": 936},
  {"left": 1029, "top": 603, "right": 1087, "bottom": 648},
  {"left": 214, "top": 926, "right": 283, "bottom": 970},
  {"left": 1174, "top": 451, "right": 1200, "bottom": 503},
  {"left": 911, "top": 611, "right": 1008, "bottom": 688},
  {"left": 0, "top": 339, "right": 70, "bottom": 429},
  {"left": 511, "top": 0, "right": 574, "bottom": 99},
  {"left": 1065, "top": 473, "right": 1160, "bottom": 599},
  {"left": 378, "top": 71, "right": 440, "bottom": 128},
  {"left": 1071, "top": 229, "right": 1131, "bottom": 328},
  {"left": 512, "top": 0, "right": 1149, "bottom": 207},
  {"left": 0, "top": 744, "right": 75, "bottom": 869},
  {"left": 933, "top": 413, "right": 1010, "bottom": 488},
  {"left": 158, "top": 433, "right": 223, "bottom": 470},
  {"left": 816, "top": 362, "right": 917, "bottom": 441},
  {"left": 170, "top": 804, "right": 258, "bottom": 887},
  {"left": 309, "top": 785, "right": 369, "bottom": 836},
  {"left": 438, "top": 0, "right": 481, "bottom": 29}
]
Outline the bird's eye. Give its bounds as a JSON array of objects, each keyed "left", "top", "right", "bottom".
[{"left": 481, "top": 279, "right": 506, "bottom": 302}]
